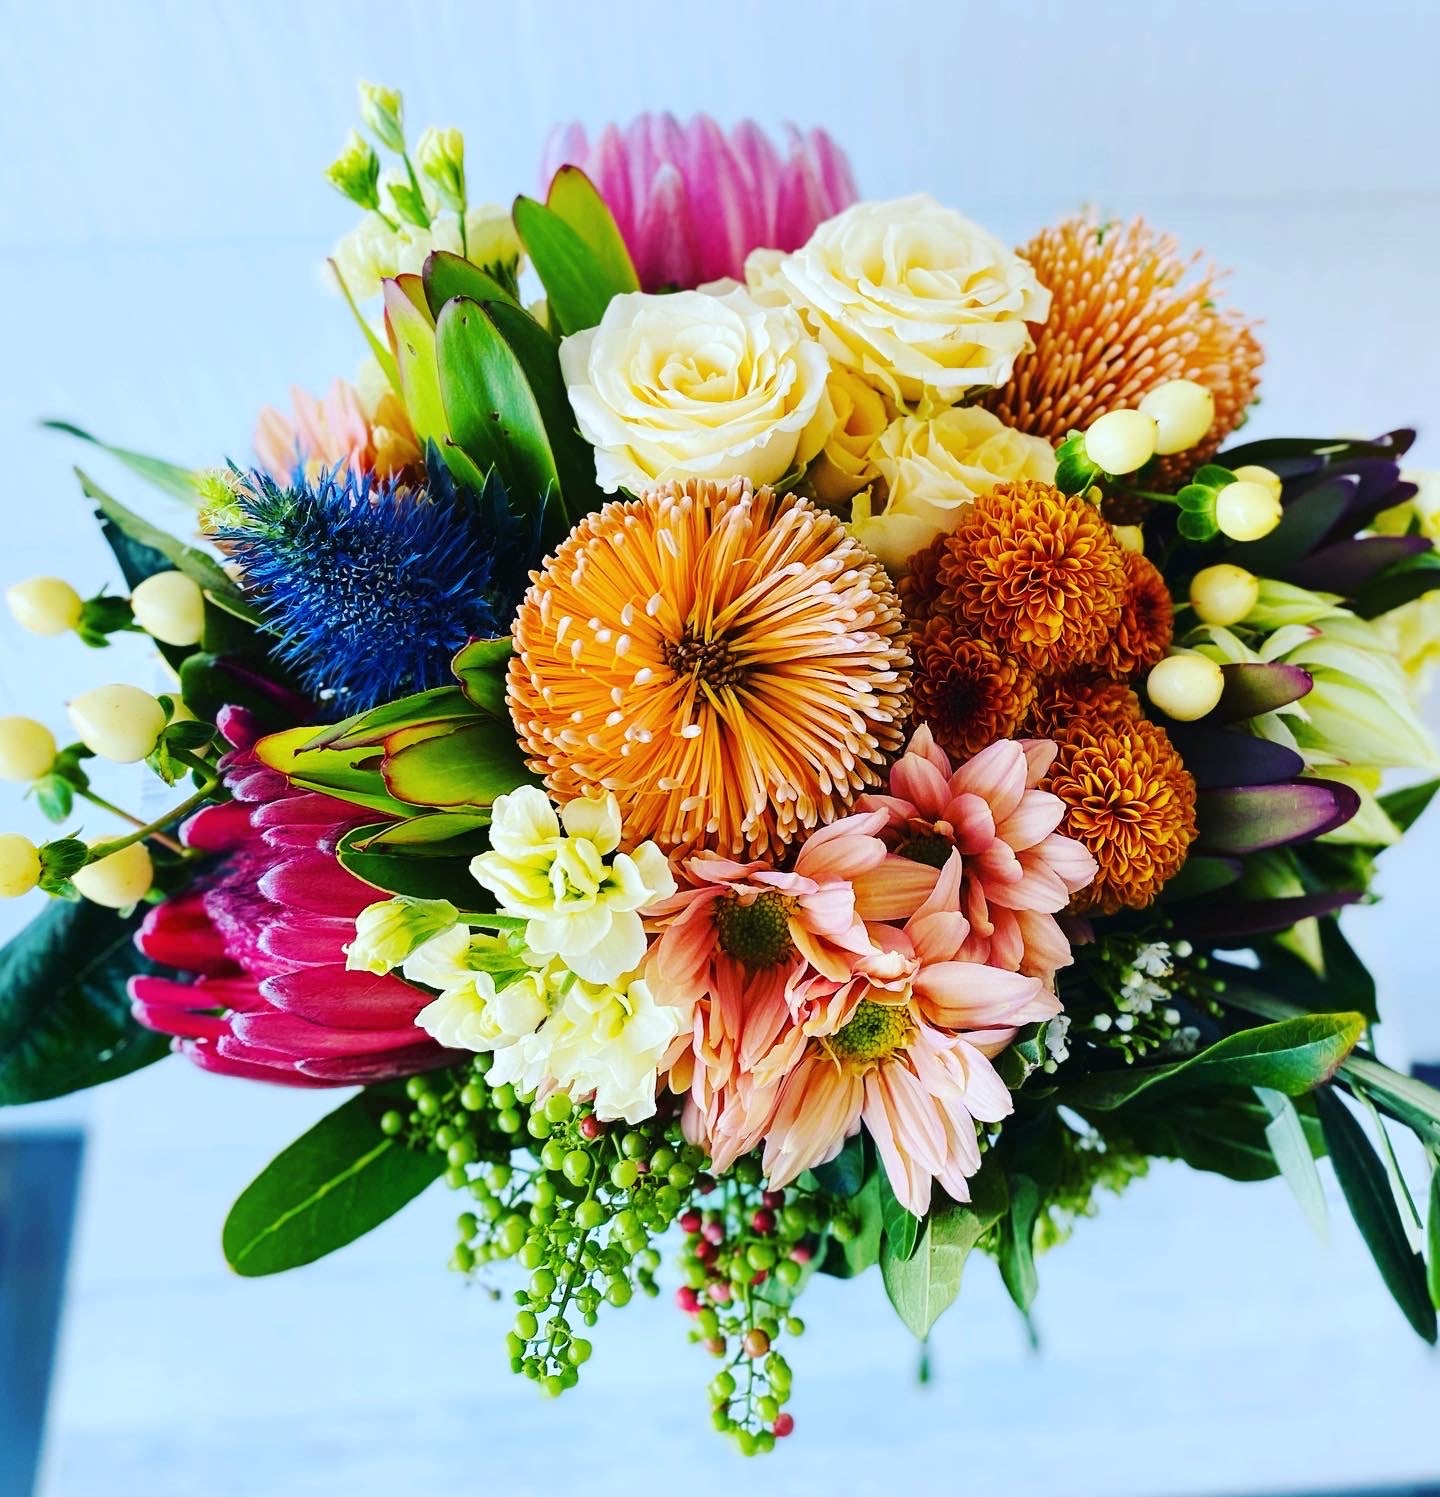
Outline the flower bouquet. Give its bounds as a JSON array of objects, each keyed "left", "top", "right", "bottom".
[{"left": 4, "top": 82, "right": 1440, "bottom": 1453}]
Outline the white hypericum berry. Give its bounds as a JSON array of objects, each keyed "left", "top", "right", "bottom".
[
  {"left": 1146, "top": 653, "right": 1225, "bottom": 721},
  {"left": 1230, "top": 464, "right": 1284, "bottom": 501},
  {"left": 130, "top": 571, "right": 205, "bottom": 647},
  {"left": 1138, "top": 380, "right": 1215, "bottom": 455},
  {"left": 1215, "top": 479, "right": 1283, "bottom": 542},
  {"left": 6, "top": 576, "right": 83, "bottom": 636},
  {"left": 72, "top": 840, "right": 154, "bottom": 909},
  {"left": 67, "top": 685, "right": 167, "bottom": 764},
  {"left": 1084, "top": 409, "right": 1158, "bottom": 476},
  {"left": 0, "top": 833, "right": 42, "bottom": 898},
  {"left": 0, "top": 716, "right": 58, "bottom": 782},
  {"left": 1189, "top": 563, "right": 1260, "bottom": 627},
  {"left": 1110, "top": 524, "right": 1146, "bottom": 555}
]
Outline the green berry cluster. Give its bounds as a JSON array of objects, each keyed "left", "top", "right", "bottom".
[{"left": 676, "top": 1157, "right": 832, "bottom": 1453}]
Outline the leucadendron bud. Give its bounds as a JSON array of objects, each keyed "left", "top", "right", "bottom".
[
  {"left": 359, "top": 81, "right": 405, "bottom": 152},
  {"left": 325, "top": 129, "right": 382, "bottom": 209},
  {"left": 346, "top": 895, "right": 461, "bottom": 975},
  {"left": 416, "top": 126, "right": 466, "bottom": 212}
]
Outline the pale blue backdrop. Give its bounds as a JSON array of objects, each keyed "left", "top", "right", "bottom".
[{"left": 1, "top": 2, "right": 1438, "bottom": 1493}]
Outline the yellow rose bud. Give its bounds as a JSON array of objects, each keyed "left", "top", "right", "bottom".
[
  {"left": 1216, "top": 479, "right": 1283, "bottom": 541},
  {"left": 1110, "top": 524, "right": 1146, "bottom": 555},
  {"left": 0, "top": 833, "right": 41, "bottom": 898},
  {"left": 0, "top": 716, "right": 58, "bottom": 782},
  {"left": 1084, "top": 409, "right": 1158, "bottom": 475},
  {"left": 67, "top": 685, "right": 167, "bottom": 764},
  {"left": 72, "top": 840, "right": 154, "bottom": 909},
  {"left": 130, "top": 571, "right": 205, "bottom": 647},
  {"left": 1189, "top": 563, "right": 1260, "bottom": 627},
  {"left": 7, "top": 576, "right": 83, "bottom": 636},
  {"left": 1138, "top": 379, "right": 1215, "bottom": 456},
  {"left": 809, "top": 368, "right": 890, "bottom": 506},
  {"left": 1146, "top": 653, "right": 1225, "bottom": 722},
  {"left": 1230, "top": 464, "right": 1283, "bottom": 501}
]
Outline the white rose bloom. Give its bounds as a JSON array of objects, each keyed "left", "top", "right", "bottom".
[
  {"left": 747, "top": 194, "right": 1051, "bottom": 414},
  {"left": 850, "top": 406, "right": 1057, "bottom": 568},
  {"left": 559, "top": 283, "right": 833, "bottom": 494}
]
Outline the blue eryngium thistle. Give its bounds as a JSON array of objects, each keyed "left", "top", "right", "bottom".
[{"left": 217, "top": 452, "right": 541, "bottom": 714}]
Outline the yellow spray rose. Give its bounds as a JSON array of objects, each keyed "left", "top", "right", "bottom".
[{"left": 847, "top": 406, "right": 1057, "bottom": 570}]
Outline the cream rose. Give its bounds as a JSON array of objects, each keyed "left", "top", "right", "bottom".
[
  {"left": 748, "top": 194, "right": 1050, "bottom": 414},
  {"left": 849, "top": 406, "right": 1056, "bottom": 570},
  {"left": 808, "top": 366, "right": 892, "bottom": 506},
  {"left": 559, "top": 284, "right": 833, "bottom": 494}
]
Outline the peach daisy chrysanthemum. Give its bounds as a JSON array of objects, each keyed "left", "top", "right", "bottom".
[
  {"left": 983, "top": 213, "right": 1263, "bottom": 470},
  {"left": 1027, "top": 674, "right": 1141, "bottom": 738},
  {"left": 507, "top": 478, "right": 912, "bottom": 859},
  {"left": 1046, "top": 716, "right": 1197, "bottom": 915},
  {"left": 1092, "top": 551, "right": 1174, "bottom": 679},
  {"left": 921, "top": 479, "right": 1127, "bottom": 673},
  {"left": 854, "top": 726, "right": 1097, "bottom": 980},
  {"left": 909, "top": 619, "right": 1036, "bottom": 762}
]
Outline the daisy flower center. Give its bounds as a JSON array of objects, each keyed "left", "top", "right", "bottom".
[
  {"left": 830, "top": 998, "right": 914, "bottom": 1064},
  {"left": 895, "top": 831, "right": 954, "bottom": 869},
  {"left": 712, "top": 890, "right": 796, "bottom": 968}
]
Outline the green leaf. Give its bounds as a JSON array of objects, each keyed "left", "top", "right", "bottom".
[
  {"left": 421, "top": 250, "right": 522, "bottom": 317},
  {"left": 818, "top": 1170, "right": 883, "bottom": 1279},
  {"left": 808, "top": 1133, "right": 869, "bottom": 1198},
  {"left": 997, "top": 1174, "right": 1042, "bottom": 1313},
  {"left": 452, "top": 637, "right": 514, "bottom": 716},
  {"left": 1353, "top": 550, "right": 1440, "bottom": 619},
  {"left": 223, "top": 1089, "right": 444, "bottom": 1275},
  {"left": 878, "top": 1170, "right": 921, "bottom": 1262},
  {"left": 435, "top": 297, "right": 560, "bottom": 516},
  {"left": 1125, "top": 1092, "right": 1293, "bottom": 1182},
  {"left": 544, "top": 167, "right": 639, "bottom": 298},
  {"left": 1428, "top": 1167, "right": 1440, "bottom": 1311},
  {"left": 351, "top": 812, "right": 494, "bottom": 851},
  {"left": 381, "top": 720, "right": 534, "bottom": 808},
  {"left": 44, "top": 420, "right": 198, "bottom": 503},
  {"left": 1156, "top": 853, "right": 1243, "bottom": 903},
  {"left": 327, "top": 257, "right": 401, "bottom": 395},
  {"left": 253, "top": 725, "right": 415, "bottom": 818},
  {"left": 76, "top": 468, "right": 260, "bottom": 623},
  {"left": 1257, "top": 1087, "right": 1329, "bottom": 1240},
  {"left": 1314, "top": 1087, "right": 1436, "bottom": 1343},
  {"left": 0, "top": 899, "right": 171, "bottom": 1105},
  {"left": 1316, "top": 918, "right": 1377, "bottom": 1023},
  {"left": 1378, "top": 777, "right": 1440, "bottom": 835},
  {"left": 305, "top": 686, "right": 480, "bottom": 752},
  {"left": 382, "top": 277, "right": 446, "bottom": 447},
  {"left": 178, "top": 652, "right": 296, "bottom": 733},
  {"left": 335, "top": 823, "right": 489, "bottom": 908},
  {"left": 1062, "top": 1013, "right": 1365, "bottom": 1110},
  {"left": 512, "top": 195, "right": 621, "bottom": 336},
  {"left": 881, "top": 1168, "right": 1007, "bottom": 1340}
]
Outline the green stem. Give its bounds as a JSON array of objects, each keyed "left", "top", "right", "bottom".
[
  {"left": 1120, "top": 488, "right": 1180, "bottom": 506},
  {"left": 400, "top": 151, "right": 432, "bottom": 227},
  {"left": 75, "top": 786, "right": 186, "bottom": 856},
  {"left": 86, "top": 763, "right": 221, "bottom": 863}
]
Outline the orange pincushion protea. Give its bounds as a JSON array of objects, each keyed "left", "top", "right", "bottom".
[
  {"left": 983, "top": 213, "right": 1262, "bottom": 468},
  {"left": 1092, "top": 551, "right": 1174, "bottom": 679},
  {"left": 1046, "top": 716, "right": 1197, "bottom": 914},
  {"left": 508, "top": 478, "right": 911, "bottom": 858},
  {"left": 909, "top": 618, "right": 1035, "bottom": 761},
  {"left": 925, "top": 479, "right": 1127, "bottom": 673}
]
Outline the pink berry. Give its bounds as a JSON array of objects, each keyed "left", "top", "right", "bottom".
[
  {"left": 790, "top": 1244, "right": 813, "bottom": 1264},
  {"left": 710, "top": 1282, "right": 733, "bottom": 1304},
  {"left": 696, "top": 1173, "right": 717, "bottom": 1195},
  {"left": 751, "top": 1207, "right": 776, "bottom": 1235},
  {"left": 762, "top": 1190, "right": 785, "bottom": 1208},
  {"left": 702, "top": 1220, "right": 725, "bottom": 1245},
  {"left": 679, "top": 1210, "right": 702, "bottom": 1234},
  {"left": 676, "top": 1286, "right": 700, "bottom": 1313},
  {"left": 579, "top": 1115, "right": 601, "bottom": 1140},
  {"left": 773, "top": 1413, "right": 795, "bottom": 1438},
  {"left": 750, "top": 1269, "right": 769, "bottom": 1285},
  {"left": 694, "top": 1239, "right": 716, "bottom": 1265}
]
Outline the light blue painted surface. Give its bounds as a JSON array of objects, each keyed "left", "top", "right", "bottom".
[{"left": 0, "top": 2, "right": 1438, "bottom": 1490}]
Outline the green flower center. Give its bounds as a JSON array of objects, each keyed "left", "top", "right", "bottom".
[
  {"left": 830, "top": 999, "right": 913, "bottom": 1064},
  {"left": 713, "top": 891, "right": 796, "bottom": 968},
  {"left": 896, "top": 831, "right": 953, "bottom": 869}
]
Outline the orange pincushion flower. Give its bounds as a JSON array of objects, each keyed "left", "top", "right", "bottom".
[
  {"left": 508, "top": 477, "right": 911, "bottom": 859},
  {"left": 929, "top": 480, "right": 1127, "bottom": 672},
  {"left": 1092, "top": 551, "right": 1173, "bottom": 679},
  {"left": 1046, "top": 716, "right": 1197, "bottom": 915},
  {"left": 1028, "top": 674, "right": 1140, "bottom": 738},
  {"left": 910, "top": 618, "right": 1036, "bottom": 761},
  {"left": 984, "top": 213, "right": 1262, "bottom": 468}
]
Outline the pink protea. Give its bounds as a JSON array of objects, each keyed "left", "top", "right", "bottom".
[
  {"left": 254, "top": 377, "right": 419, "bottom": 484},
  {"left": 541, "top": 113, "right": 858, "bottom": 292},
  {"left": 853, "top": 726, "right": 1098, "bottom": 981},
  {"left": 647, "top": 812, "right": 889, "bottom": 1171},
  {"left": 129, "top": 708, "right": 457, "bottom": 1086},
  {"left": 758, "top": 854, "right": 1060, "bottom": 1215}
]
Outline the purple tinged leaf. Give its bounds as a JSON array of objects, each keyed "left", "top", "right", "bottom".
[
  {"left": 1172, "top": 888, "right": 1363, "bottom": 940},
  {"left": 1166, "top": 725, "right": 1305, "bottom": 788},
  {"left": 1196, "top": 779, "right": 1362, "bottom": 854},
  {"left": 1156, "top": 853, "right": 1244, "bottom": 903},
  {"left": 1288, "top": 534, "right": 1433, "bottom": 594},
  {"left": 1213, "top": 662, "right": 1314, "bottom": 724}
]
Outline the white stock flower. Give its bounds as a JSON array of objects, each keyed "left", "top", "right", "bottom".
[
  {"left": 407, "top": 927, "right": 548, "bottom": 1053},
  {"left": 332, "top": 203, "right": 520, "bottom": 301}
]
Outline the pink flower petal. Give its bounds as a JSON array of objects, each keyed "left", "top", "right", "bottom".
[{"left": 257, "top": 965, "right": 428, "bottom": 1029}]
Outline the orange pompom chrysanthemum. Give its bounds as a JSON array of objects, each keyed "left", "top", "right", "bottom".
[
  {"left": 1046, "top": 716, "right": 1197, "bottom": 914},
  {"left": 909, "top": 618, "right": 1036, "bottom": 761},
  {"left": 1092, "top": 551, "right": 1174, "bottom": 679},
  {"left": 923, "top": 479, "right": 1127, "bottom": 673},
  {"left": 983, "top": 213, "right": 1262, "bottom": 469},
  {"left": 1028, "top": 674, "right": 1140, "bottom": 738},
  {"left": 508, "top": 477, "right": 912, "bottom": 859}
]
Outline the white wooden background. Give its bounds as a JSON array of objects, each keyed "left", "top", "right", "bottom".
[{"left": 1, "top": 1, "right": 1438, "bottom": 1491}]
